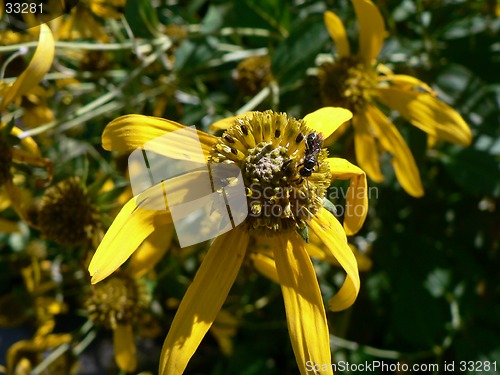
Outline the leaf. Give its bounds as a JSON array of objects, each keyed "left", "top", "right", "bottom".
[
  {"left": 441, "top": 148, "right": 500, "bottom": 196},
  {"left": 245, "top": 0, "right": 291, "bottom": 35},
  {"left": 125, "top": 0, "right": 159, "bottom": 38},
  {"left": 272, "top": 17, "right": 329, "bottom": 90}
]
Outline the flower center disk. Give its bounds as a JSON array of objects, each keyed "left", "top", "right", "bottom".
[
  {"left": 85, "top": 272, "right": 150, "bottom": 329},
  {"left": 209, "top": 110, "right": 331, "bottom": 235},
  {"left": 318, "top": 56, "right": 377, "bottom": 113}
]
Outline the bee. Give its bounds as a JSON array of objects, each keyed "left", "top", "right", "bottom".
[
  {"left": 292, "top": 132, "right": 323, "bottom": 193},
  {"left": 299, "top": 132, "right": 323, "bottom": 178}
]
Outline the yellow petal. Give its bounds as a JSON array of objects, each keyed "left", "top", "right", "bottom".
[
  {"left": 4, "top": 180, "right": 31, "bottom": 224},
  {"left": 376, "top": 87, "right": 472, "bottom": 146},
  {"left": 352, "top": 0, "right": 385, "bottom": 63},
  {"left": 159, "top": 228, "right": 249, "bottom": 375},
  {"left": 303, "top": 107, "right": 353, "bottom": 138},
  {"left": 209, "top": 112, "right": 255, "bottom": 132},
  {"left": 324, "top": 11, "right": 350, "bottom": 58},
  {"left": 304, "top": 241, "right": 327, "bottom": 261},
  {"left": 88, "top": 189, "right": 171, "bottom": 284},
  {"left": 308, "top": 233, "right": 373, "bottom": 272},
  {"left": 0, "top": 24, "right": 55, "bottom": 111},
  {"left": 210, "top": 309, "right": 239, "bottom": 356},
  {"left": 113, "top": 324, "right": 137, "bottom": 373},
  {"left": 349, "top": 244, "right": 373, "bottom": 272},
  {"left": 250, "top": 252, "right": 280, "bottom": 284},
  {"left": 327, "top": 157, "right": 368, "bottom": 235},
  {"left": 309, "top": 208, "right": 360, "bottom": 311},
  {"left": 0, "top": 189, "right": 11, "bottom": 212},
  {"left": 272, "top": 233, "right": 332, "bottom": 375},
  {"left": 352, "top": 112, "right": 384, "bottom": 182},
  {"left": 102, "top": 115, "right": 217, "bottom": 162},
  {"left": 11, "top": 126, "right": 40, "bottom": 157},
  {"left": 127, "top": 223, "right": 174, "bottom": 278},
  {"left": 323, "top": 118, "right": 350, "bottom": 147},
  {"left": 376, "top": 63, "right": 394, "bottom": 76},
  {"left": 366, "top": 105, "right": 424, "bottom": 197},
  {"left": 378, "top": 74, "right": 436, "bottom": 95}
]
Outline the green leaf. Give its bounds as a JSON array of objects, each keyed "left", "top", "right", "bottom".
[
  {"left": 441, "top": 148, "right": 500, "bottom": 196},
  {"left": 272, "top": 16, "right": 328, "bottom": 90},
  {"left": 245, "top": 0, "right": 291, "bottom": 35},
  {"left": 125, "top": 0, "right": 159, "bottom": 38}
]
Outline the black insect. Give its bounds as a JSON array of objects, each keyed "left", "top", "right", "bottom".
[
  {"left": 299, "top": 132, "right": 323, "bottom": 178},
  {"left": 294, "top": 132, "right": 323, "bottom": 193}
]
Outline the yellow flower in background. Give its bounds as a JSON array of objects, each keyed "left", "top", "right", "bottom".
[
  {"left": 0, "top": 24, "right": 54, "bottom": 223},
  {"left": 319, "top": 0, "right": 472, "bottom": 197},
  {"left": 3, "top": 258, "right": 74, "bottom": 374},
  {"left": 85, "top": 270, "right": 150, "bottom": 373},
  {"left": 48, "top": 0, "right": 126, "bottom": 42},
  {"left": 88, "top": 107, "right": 368, "bottom": 374}
]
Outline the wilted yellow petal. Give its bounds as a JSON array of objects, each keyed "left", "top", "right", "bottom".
[
  {"left": 366, "top": 105, "right": 424, "bottom": 197},
  {"left": 113, "top": 324, "right": 137, "bottom": 373},
  {"left": 0, "top": 24, "right": 55, "bottom": 111},
  {"left": 88, "top": 189, "right": 171, "bottom": 284},
  {"left": 303, "top": 107, "right": 353, "bottom": 138},
  {"left": 327, "top": 157, "right": 368, "bottom": 235},
  {"left": 324, "top": 11, "right": 350, "bottom": 58},
  {"left": 127, "top": 223, "right": 175, "bottom": 278},
  {"left": 352, "top": 0, "right": 385, "bottom": 63},
  {"left": 376, "top": 87, "right": 472, "bottom": 146},
  {"left": 159, "top": 228, "right": 249, "bottom": 375},
  {"left": 352, "top": 112, "right": 384, "bottom": 182},
  {"left": 309, "top": 208, "right": 360, "bottom": 311},
  {"left": 102, "top": 115, "right": 217, "bottom": 162}
]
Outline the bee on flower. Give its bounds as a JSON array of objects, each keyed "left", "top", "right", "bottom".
[{"left": 88, "top": 106, "right": 369, "bottom": 374}]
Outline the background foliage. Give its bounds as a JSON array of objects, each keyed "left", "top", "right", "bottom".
[{"left": 1, "top": 0, "right": 499, "bottom": 374}]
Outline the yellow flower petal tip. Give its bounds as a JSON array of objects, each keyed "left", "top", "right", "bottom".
[
  {"left": 324, "top": 10, "right": 350, "bottom": 58},
  {"left": 303, "top": 107, "right": 353, "bottom": 138}
]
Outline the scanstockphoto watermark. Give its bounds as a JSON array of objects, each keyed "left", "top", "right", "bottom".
[
  {"left": 246, "top": 183, "right": 379, "bottom": 202},
  {"left": 246, "top": 183, "right": 376, "bottom": 220},
  {"left": 127, "top": 126, "right": 378, "bottom": 248},
  {"left": 306, "top": 360, "right": 440, "bottom": 373}
]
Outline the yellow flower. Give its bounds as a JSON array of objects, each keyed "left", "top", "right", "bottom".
[
  {"left": 320, "top": 0, "right": 472, "bottom": 197},
  {"left": 3, "top": 258, "right": 73, "bottom": 374},
  {"left": 88, "top": 107, "right": 368, "bottom": 374},
  {"left": 37, "top": 177, "right": 100, "bottom": 246},
  {"left": 0, "top": 24, "right": 54, "bottom": 222},
  {"left": 85, "top": 271, "right": 149, "bottom": 373},
  {"left": 49, "top": 0, "right": 125, "bottom": 42}
]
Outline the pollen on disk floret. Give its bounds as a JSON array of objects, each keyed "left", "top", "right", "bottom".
[{"left": 209, "top": 110, "right": 331, "bottom": 235}]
